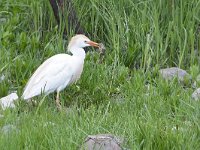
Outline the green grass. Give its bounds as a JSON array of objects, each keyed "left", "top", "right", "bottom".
[{"left": 0, "top": 0, "right": 200, "bottom": 149}]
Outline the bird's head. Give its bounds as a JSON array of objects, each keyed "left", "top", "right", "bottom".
[{"left": 68, "top": 34, "right": 99, "bottom": 51}]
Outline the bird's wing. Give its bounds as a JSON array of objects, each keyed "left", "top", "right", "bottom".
[{"left": 22, "top": 54, "right": 74, "bottom": 100}]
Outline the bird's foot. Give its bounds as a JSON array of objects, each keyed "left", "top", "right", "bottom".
[{"left": 56, "top": 101, "right": 62, "bottom": 111}]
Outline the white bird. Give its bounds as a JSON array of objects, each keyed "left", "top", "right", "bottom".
[{"left": 22, "top": 34, "right": 99, "bottom": 109}]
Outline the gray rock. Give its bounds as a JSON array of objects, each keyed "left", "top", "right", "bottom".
[
  {"left": 192, "top": 88, "right": 200, "bottom": 101},
  {"left": 1, "top": 124, "right": 18, "bottom": 134},
  {"left": 0, "top": 74, "right": 5, "bottom": 83},
  {"left": 80, "top": 134, "right": 124, "bottom": 150},
  {"left": 0, "top": 18, "right": 7, "bottom": 23},
  {"left": 0, "top": 93, "right": 18, "bottom": 110},
  {"left": 159, "top": 67, "right": 191, "bottom": 81}
]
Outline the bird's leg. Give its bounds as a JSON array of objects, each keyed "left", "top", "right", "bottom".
[{"left": 56, "top": 91, "right": 62, "bottom": 110}]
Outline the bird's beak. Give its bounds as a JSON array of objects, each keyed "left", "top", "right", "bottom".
[{"left": 86, "top": 41, "right": 100, "bottom": 48}]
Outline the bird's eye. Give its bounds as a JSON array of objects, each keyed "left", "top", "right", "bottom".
[{"left": 84, "top": 41, "right": 88, "bottom": 43}]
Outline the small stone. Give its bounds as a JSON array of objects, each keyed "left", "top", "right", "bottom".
[
  {"left": 0, "top": 74, "right": 5, "bottom": 83},
  {"left": 0, "top": 18, "right": 7, "bottom": 24},
  {"left": 159, "top": 67, "right": 191, "bottom": 82},
  {"left": 80, "top": 134, "right": 124, "bottom": 150},
  {"left": 1, "top": 124, "right": 18, "bottom": 134},
  {"left": 192, "top": 88, "right": 200, "bottom": 101},
  {"left": 0, "top": 93, "right": 19, "bottom": 110}
]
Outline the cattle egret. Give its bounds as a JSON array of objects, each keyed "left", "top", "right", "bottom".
[{"left": 22, "top": 34, "right": 100, "bottom": 109}]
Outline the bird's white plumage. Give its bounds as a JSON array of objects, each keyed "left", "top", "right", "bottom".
[
  {"left": 22, "top": 34, "right": 98, "bottom": 101},
  {"left": 22, "top": 54, "right": 77, "bottom": 99}
]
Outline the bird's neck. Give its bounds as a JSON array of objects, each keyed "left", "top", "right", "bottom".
[{"left": 69, "top": 47, "right": 86, "bottom": 59}]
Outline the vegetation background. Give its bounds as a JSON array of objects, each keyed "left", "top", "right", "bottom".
[{"left": 0, "top": 0, "right": 200, "bottom": 149}]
